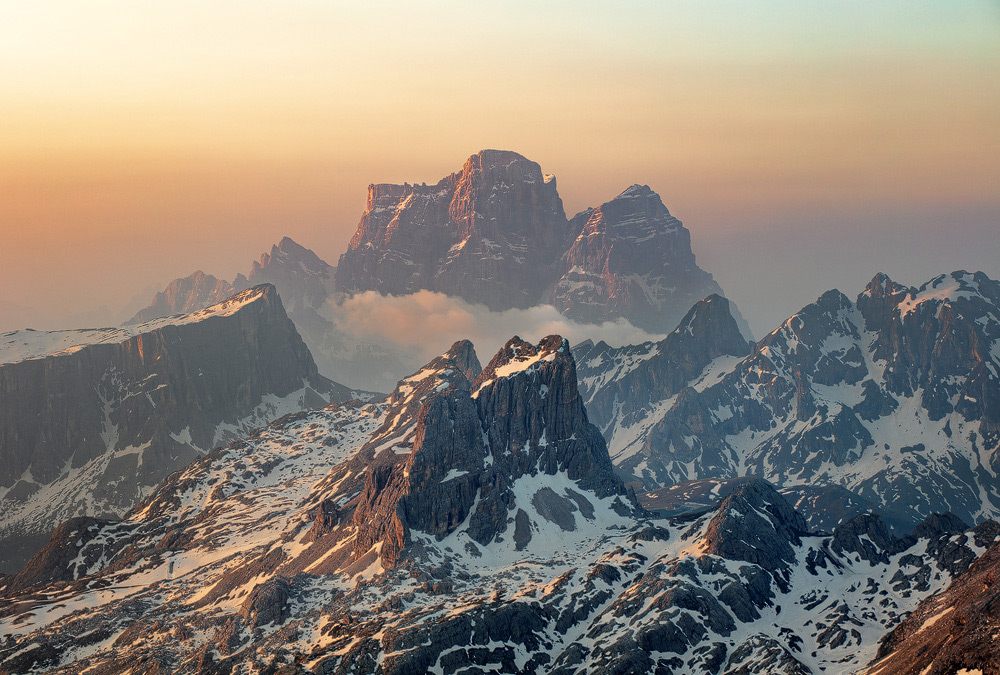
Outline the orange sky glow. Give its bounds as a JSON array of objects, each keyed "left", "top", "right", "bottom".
[{"left": 1, "top": 1, "right": 998, "bottom": 334}]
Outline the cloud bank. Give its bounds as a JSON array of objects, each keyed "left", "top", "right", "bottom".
[{"left": 327, "top": 290, "right": 664, "bottom": 368}]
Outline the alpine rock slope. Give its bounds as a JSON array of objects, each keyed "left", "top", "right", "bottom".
[
  {"left": 0, "top": 285, "right": 355, "bottom": 573},
  {"left": 577, "top": 270, "right": 1000, "bottom": 530},
  {"left": 2, "top": 336, "right": 998, "bottom": 675}
]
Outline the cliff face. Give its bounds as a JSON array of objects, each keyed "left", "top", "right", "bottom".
[
  {"left": 128, "top": 237, "right": 414, "bottom": 393},
  {"left": 552, "top": 185, "right": 723, "bottom": 333},
  {"left": 349, "top": 335, "right": 636, "bottom": 567},
  {"left": 336, "top": 151, "right": 731, "bottom": 333},
  {"left": 336, "top": 149, "right": 571, "bottom": 311},
  {"left": 0, "top": 285, "right": 352, "bottom": 572}
]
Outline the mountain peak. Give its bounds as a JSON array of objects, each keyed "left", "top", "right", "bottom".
[
  {"left": 551, "top": 177, "right": 728, "bottom": 332},
  {"left": 349, "top": 333, "right": 633, "bottom": 567},
  {"left": 613, "top": 183, "right": 655, "bottom": 200},
  {"left": 444, "top": 339, "right": 482, "bottom": 383},
  {"left": 255, "top": 237, "right": 331, "bottom": 273},
  {"left": 473, "top": 334, "right": 568, "bottom": 394},
  {"left": 831, "top": 512, "right": 896, "bottom": 564},
  {"left": 703, "top": 479, "right": 807, "bottom": 572},
  {"left": 860, "top": 271, "right": 910, "bottom": 306},
  {"left": 127, "top": 270, "right": 237, "bottom": 324},
  {"left": 866, "top": 271, "right": 896, "bottom": 292},
  {"left": 666, "top": 294, "right": 752, "bottom": 361},
  {"left": 277, "top": 235, "right": 303, "bottom": 250},
  {"left": 585, "top": 183, "right": 673, "bottom": 231},
  {"left": 338, "top": 150, "right": 569, "bottom": 311}
]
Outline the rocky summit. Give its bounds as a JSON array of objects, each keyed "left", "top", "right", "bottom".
[
  {"left": 0, "top": 285, "right": 355, "bottom": 573},
  {"left": 578, "top": 270, "right": 1000, "bottom": 529},
  {"left": 336, "top": 150, "right": 572, "bottom": 311},
  {"left": 336, "top": 149, "right": 732, "bottom": 333},
  {"left": 552, "top": 184, "right": 730, "bottom": 334},
  {"left": 2, "top": 335, "right": 1000, "bottom": 674}
]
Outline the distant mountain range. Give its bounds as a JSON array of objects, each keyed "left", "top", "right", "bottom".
[
  {"left": 2, "top": 149, "right": 998, "bottom": 674},
  {"left": 126, "top": 149, "right": 747, "bottom": 392}
]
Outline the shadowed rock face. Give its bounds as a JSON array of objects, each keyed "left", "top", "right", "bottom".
[
  {"left": 351, "top": 335, "right": 636, "bottom": 567},
  {"left": 336, "top": 150, "right": 732, "bottom": 333},
  {"left": 702, "top": 480, "right": 808, "bottom": 574},
  {"left": 0, "top": 285, "right": 352, "bottom": 572},
  {"left": 552, "top": 184, "right": 723, "bottom": 334},
  {"left": 574, "top": 294, "right": 751, "bottom": 441},
  {"left": 582, "top": 270, "right": 1000, "bottom": 528}
]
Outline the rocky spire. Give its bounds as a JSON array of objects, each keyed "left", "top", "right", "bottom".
[{"left": 351, "top": 335, "right": 636, "bottom": 567}]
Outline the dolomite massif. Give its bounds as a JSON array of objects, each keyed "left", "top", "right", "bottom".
[
  {"left": 133, "top": 149, "right": 742, "bottom": 393},
  {"left": 336, "top": 149, "right": 734, "bottom": 336}
]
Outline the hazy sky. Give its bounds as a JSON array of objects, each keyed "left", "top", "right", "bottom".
[{"left": 1, "top": 1, "right": 998, "bottom": 336}]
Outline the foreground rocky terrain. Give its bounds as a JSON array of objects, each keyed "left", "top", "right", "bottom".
[
  {"left": 0, "top": 285, "right": 354, "bottom": 573},
  {"left": 577, "top": 270, "right": 1000, "bottom": 529},
  {"left": 864, "top": 534, "right": 1000, "bottom": 675},
  {"left": 1, "top": 336, "right": 995, "bottom": 674}
]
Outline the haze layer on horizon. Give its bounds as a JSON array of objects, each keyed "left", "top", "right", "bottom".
[{"left": 1, "top": 1, "right": 998, "bottom": 337}]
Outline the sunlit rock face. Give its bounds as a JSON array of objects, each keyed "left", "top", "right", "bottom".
[
  {"left": 866, "top": 524, "right": 1000, "bottom": 675},
  {"left": 0, "top": 285, "right": 353, "bottom": 573},
  {"left": 336, "top": 149, "right": 572, "bottom": 311},
  {"left": 336, "top": 149, "right": 731, "bottom": 332}
]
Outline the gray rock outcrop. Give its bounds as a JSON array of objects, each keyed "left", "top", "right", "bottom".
[{"left": 0, "top": 285, "right": 351, "bottom": 572}]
